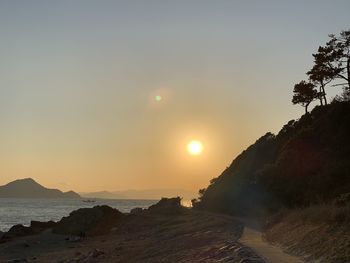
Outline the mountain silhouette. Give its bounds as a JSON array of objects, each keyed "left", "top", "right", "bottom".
[{"left": 0, "top": 178, "right": 80, "bottom": 199}]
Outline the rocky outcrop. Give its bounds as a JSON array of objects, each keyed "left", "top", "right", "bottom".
[
  {"left": 53, "top": 205, "right": 123, "bottom": 236},
  {"left": 30, "top": 220, "right": 56, "bottom": 229},
  {"left": 0, "top": 220, "right": 56, "bottom": 243},
  {"left": 0, "top": 198, "right": 184, "bottom": 244},
  {"left": 130, "top": 207, "right": 144, "bottom": 215},
  {"left": 147, "top": 197, "right": 185, "bottom": 215}
]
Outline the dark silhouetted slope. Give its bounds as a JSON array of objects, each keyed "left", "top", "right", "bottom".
[
  {"left": 0, "top": 178, "right": 80, "bottom": 198},
  {"left": 193, "top": 101, "right": 350, "bottom": 216}
]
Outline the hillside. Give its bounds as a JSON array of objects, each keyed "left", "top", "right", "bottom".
[
  {"left": 193, "top": 101, "right": 350, "bottom": 216},
  {"left": 0, "top": 178, "right": 80, "bottom": 199}
]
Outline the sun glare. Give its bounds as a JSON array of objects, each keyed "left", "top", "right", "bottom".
[{"left": 187, "top": 140, "right": 203, "bottom": 155}]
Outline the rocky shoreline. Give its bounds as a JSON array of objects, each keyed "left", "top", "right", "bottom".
[{"left": 0, "top": 198, "right": 266, "bottom": 262}]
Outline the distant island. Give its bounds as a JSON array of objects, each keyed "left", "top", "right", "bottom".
[
  {"left": 0, "top": 179, "right": 195, "bottom": 200},
  {"left": 80, "top": 189, "right": 196, "bottom": 200},
  {"left": 0, "top": 178, "right": 80, "bottom": 199}
]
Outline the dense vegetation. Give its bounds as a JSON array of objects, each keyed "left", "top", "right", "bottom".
[
  {"left": 193, "top": 30, "right": 350, "bottom": 216},
  {"left": 193, "top": 101, "right": 350, "bottom": 216}
]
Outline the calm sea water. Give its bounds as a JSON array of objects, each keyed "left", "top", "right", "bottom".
[{"left": 0, "top": 198, "right": 158, "bottom": 232}]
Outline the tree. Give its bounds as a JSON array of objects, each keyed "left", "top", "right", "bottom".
[
  {"left": 320, "top": 30, "right": 350, "bottom": 91},
  {"left": 307, "top": 52, "right": 336, "bottom": 105},
  {"left": 330, "top": 30, "right": 350, "bottom": 89},
  {"left": 198, "top": 188, "right": 206, "bottom": 199},
  {"left": 292, "top": 81, "right": 318, "bottom": 113},
  {"left": 304, "top": 30, "right": 350, "bottom": 106}
]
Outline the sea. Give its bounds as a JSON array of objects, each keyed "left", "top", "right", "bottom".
[{"left": 0, "top": 198, "right": 158, "bottom": 232}]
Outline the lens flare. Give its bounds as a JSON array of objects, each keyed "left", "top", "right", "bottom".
[{"left": 155, "top": 95, "right": 162, "bottom": 102}]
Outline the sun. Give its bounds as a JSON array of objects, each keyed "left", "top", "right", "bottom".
[{"left": 187, "top": 140, "right": 203, "bottom": 155}]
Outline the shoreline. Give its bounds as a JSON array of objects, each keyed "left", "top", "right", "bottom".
[
  {"left": 0, "top": 198, "right": 158, "bottom": 232},
  {"left": 0, "top": 198, "right": 266, "bottom": 263}
]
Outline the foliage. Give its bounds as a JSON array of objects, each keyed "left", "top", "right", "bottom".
[
  {"left": 292, "top": 81, "right": 318, "bottom": 113},
  {"left": 326, "top": 30, "right": 350, "bottom": 89},
  {"left": 193, "top": 102, "right": 350, "bottom": 216}
]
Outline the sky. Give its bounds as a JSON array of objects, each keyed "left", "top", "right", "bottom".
[{"left": 0, "top": 0, "right": 349, "bottom": 193}]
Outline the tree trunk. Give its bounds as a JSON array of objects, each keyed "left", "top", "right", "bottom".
[
  {"left": 305, "top": 103, "right": 309, "bottom": 114},
  {"left": 321, "top": 83, "right": 327, "bottom": 105},
  {"left": 319, "top": 87, "right": 324, "bottom": 106},
  {"left": 347, "top": 57, "right": 350, "bottom": 91}
]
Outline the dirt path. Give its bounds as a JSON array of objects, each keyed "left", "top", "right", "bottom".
[{"left": 239, "top": 227, "right": 305, "bottom": 263}]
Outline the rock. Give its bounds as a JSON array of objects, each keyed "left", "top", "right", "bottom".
[
  {"left": 334, "top": 193, "right": 350, "bottom": 206},
  {"left": 91, "top": 249, "right": 105, "bottom": 258},
  {"left": 53, "top": 205, "right": 123, "bottom": 236},
  {"left": 1, "top": 225, "right": 35, "bottom": 242},
  {"left": 147, "top": 197, "right": 185, "bottom": 215},
  {"left": 130, "top": 207, "right": 144, "bottom": 214},
  {"left": 0, "top": 220, "right": 56, "bottom": 243},
  {"left": 30, "top": 220, "right": 56, "bottom": 229},
  {"left": 66, "top": 236, "right": 81, "bottom": 242}
]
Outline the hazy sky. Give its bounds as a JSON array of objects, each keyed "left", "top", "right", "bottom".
[{"left": 1, "top": 1, "right": 349, "bottom": 193}]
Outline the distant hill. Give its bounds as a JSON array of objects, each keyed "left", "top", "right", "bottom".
[
  {"left": 0, "top": 178, "right": 80, "bottom": 199},
  {"left": 81, "top": 189, "right": 196, "bottom": 200},
  {"left": 193, "top": 101, "right": 350, "bottom": 216}
]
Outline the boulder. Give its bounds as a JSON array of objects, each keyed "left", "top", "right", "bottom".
[
  {"left": 53, "top": 205, "right": 123, "bottom": 236},
  {"left": 147, "top": 197, "right": 185, "bottom": 215},
  {"left": 0, "top": 224, "right": 35, "bottom": 242},
  {"left": 30, "top": 220, "right": 56, "bottom": 229},
  {"left": 0, "top": 220, "right": 56, "bottom": 243}
]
